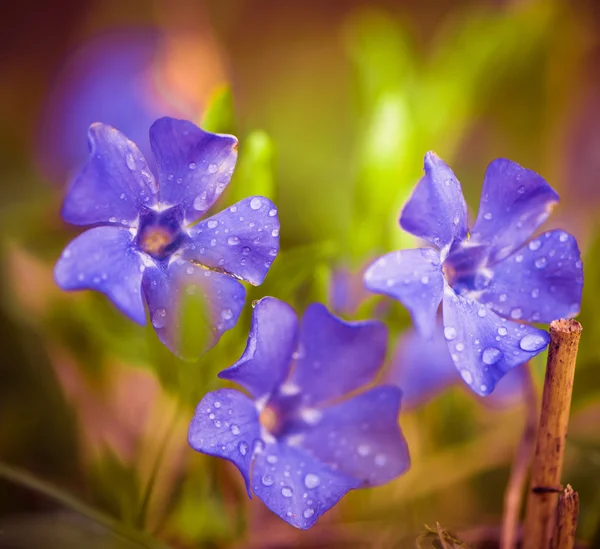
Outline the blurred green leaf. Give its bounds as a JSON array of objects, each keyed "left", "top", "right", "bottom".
[{"left": 200, "top": 85, "right": 236, "bottom": 135}]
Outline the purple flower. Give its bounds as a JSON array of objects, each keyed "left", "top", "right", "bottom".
[
  {"left": 390, "top": 325, "right": 526, "bottom": 409},
  {"left": 37, "top": 30, "right": 195, "bottom": 184},
  {"left": 54, "top": 118, "right": 280, "bottom": 358},
  {"left": 188, "top": 297, "right": 410, "bottom": 529},
  {"left": 364, "top": 152, "right": 583, "bottom": 396}
]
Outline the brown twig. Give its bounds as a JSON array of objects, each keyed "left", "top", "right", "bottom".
[
  {"left": 522, "top": 319, "right": 582, "bottom": 549},
  {"left": 550, "top": 484, "right": 579, "bottom": 549},
  {"left": 500, "top": 363, "right": 538, "bottom": 549}
]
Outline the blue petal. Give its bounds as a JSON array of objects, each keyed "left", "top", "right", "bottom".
[
  {"left": 188, "top": 389, "right": 261, "bottom": 496},
  {"left": 54, "top": 226, "right": 146, "bottom": 324},
  {"left": 363, "top": 248, "right": 444, "bottom": 338},
  {"left": 469, "top": 159, "right": 560, "bottom": 263},
  {"left": 149, "top": 117, "right": 238, "bottom": 224},
  {"left": 296, "top": 386, "right": 410, "bottom": 486},
  {"left": 400, "top": 152, "right": 468, "bottom": 252},
  {"left": 442, "top": 287, "right": 550, "bottom": 396},
  {"left": 142, "top": 260, "right": 245, "bottom": 359},
  {"left": 285, "top": 304, "right": 387, "bottom": 406},
  {"left": 183, "top": 197, "right": 280, "bottom": 286},
  {"left": 252, "top": 441, "right": 359, "bottom": 529},
  {"left": 219, "top": 297, "right": 298, "bottom": 399},
  {"left": 479, "top": 230, "right": 583, "bottom": 323},
  {"left": 389, "top": 327, "right": 458, "bottom": 409},
  {"left": 61, "top": 123, "right": 158, "bottom": 226}
]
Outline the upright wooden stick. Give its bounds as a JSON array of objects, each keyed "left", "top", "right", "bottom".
[
  {"left": 550, "top": 485, "right": 579, "bottom": 549},
  {"left": 522, "top": 319, "right": 582, "bottom": 549}
]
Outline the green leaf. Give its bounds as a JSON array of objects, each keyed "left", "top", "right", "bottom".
[{"left": 200, "top": 85, "right": 236, "bottom": 134}]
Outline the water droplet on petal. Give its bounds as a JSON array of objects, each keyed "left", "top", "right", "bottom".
[
  {"left": 529, "top": 239, "right": 541, "bottom": 251},
  {"left": 519, "top": 334, "right": 547, "bottom": 352},
  {"left": 510, "top": 308, "right": 523, "bottom": 320},
  {"left": 152, "top": 308, "right": 167, "bottom": 328},
  {"left": 304, "top": 474, "right": 320, "bottom": 489},
  {"left": 482, "top": 347, "right": 503, "bottom": 365},
  {"left": 535, "top": 257, "right": 547, "bottom": 269},
  {"left": 477, "top": 307, "right": 487, "bottom": 318},
  {"left": 269, "top": 208, "right": 277, "bottom": 217},
  {"left": 189, "top": 162, "right": 196, "bottom": 170},
  {"left": 261, "top": 474, "right": 274, "bottom": 487},
  {"left": 483, "top": 212, "right": 493, "bottom": 220},
  {"left": 456, "top": 342, "right": 465, "bottom": 352},
  {"left": 207, "top": 220, "right": 218, "bottom": 229},
  {"left": 250, "top": 197, "right": 262, "bottom": 210},
  {"left": 214, "top": 401, "right": 221, "bottom": 409},
  {"left": 281, "top": 486, "right": 293, "bottom": 497},
  {"left": 227, "top": 236, "right": 240, "bottom": 246},
  {"left": 109, "top": 216, "right": 117, "bottom": 223},
  {"left": 461, "top": 370, "right": 473, "bottom": 384},
  {"left": 126, "top": 153, "right": 136, "bottom": 170},
  {"left": 444, "top": 326, "right": 457, "bottom": 341},
  {"left": 421, "top": 275, "right": 429, "bottom": 284},
  {"left": 208, "top": 163, "right": 218, "bottom": 173},
  {"left": 238, "top": 442, "right": 248, "bottom": 456},
  {"left": 303, "top": 508, "right": 315, "bottom": 519},
  {"left": 230, "top": 424, "right": 240, "bottom": 435},
  {"left": 559, "top": 232, "right": 569, "bottom": 243},
  {"left": 194, "top": 195, "right": 208, "bottom": 211},
  {"left": 517, "top": 186, "right": 526, "bottom": 194},
  {"left": 531, "top": 288, "right": 540, "bottom": 298},
  {"left": 498, "top": 326, "right": 508, "bottom": 336}
]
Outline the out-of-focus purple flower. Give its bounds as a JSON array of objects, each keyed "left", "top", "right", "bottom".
[
  {"left": 36, "top": 29, "right": 196, "bottom": 184},
  {"left": 54, "top": 117, "right": 279, "bottom": 358},
  {"left": 364, "top": 152, "right": 583, "bottom": 396},
  {"left": 390, "top": 325, "right": 525, "bottom": 409},
  {"left": 188, "top": 298, "right": 410, "bottom": 529}
]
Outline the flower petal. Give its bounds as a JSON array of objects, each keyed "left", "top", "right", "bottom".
[
  {"left": 219, "top": 297, "right": 298, "bottom": 399},
  {"left": 142, "top": 260, "right": 245, "bottom": 359},
  {"left": 479, "top": 230, "right": 583, "bottom": 323},
  {"left": 149, "top": 117, "right": 238, "bottom": 224},
  {"left": 469, "top": 159, "right": 560, "bottom": 263},
  {"left": 442, "top": 287, "right": 550, "bottom": 396},
  {"left": 252, "top": 441, "right": 358, "bottom": 529},
  {"left": 61, "top": 123, "right": 158, "bottom": 226},
  {"left": 183, "top": 197, "right": 280, "bottom": 286},
  {"left": 54, "top": 226, "right": 146, "bottom": 324},
  {"left": 389, "top": 327, "right": 458, "bottom": 409},
  {"left": 188, "top": 389, "right": 261, "bottom": 496},
  {"left": 285, "top": 304, "right": 387, "bottom": 406},
  {"left": 296, "top": 386, "right": 410, "bottom": 486},
  {"left": 400, "top": 152, "right": 468, "bottom": 252},
  {"left": 363, "top": 248, "right": 444, "bottom": 338}
]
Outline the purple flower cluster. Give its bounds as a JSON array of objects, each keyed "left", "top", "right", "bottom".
[{"left": 54, "top": 121, "right": 583, "bottom": 529}]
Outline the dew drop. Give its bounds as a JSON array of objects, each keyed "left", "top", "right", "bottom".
[
  {"left": 126, "top": 153, "right": 136, "bottom": 170},
  {"left": 266, "top": 454, "right": 278, "bottom": 464},
  {"left": 483, "top": 212, "right": 493, "bottom": 220},
  {"left": 271, "top": 228, "right": 279, "bottom": 237},
  {"left": 250, "top": 197, "right": 262, "bottom": 210},
  {"left": 477, "top": 307, "right": 487, "bottom": 318},
  {"left": 214, "top": 401, "right": 221, "bottom": 408},
  {"left": 421, "top": 275, "right": 429, "bottom": 284},
  {"left": 456, "top": 342, "right": 465, "bottom": 352},
  {"left": 529, "top": 239, "right": 541, "bottom": 251},
  {"left": 230, "top": 205, "right": 237, "bottom": 213},
  {"left": 517, "top": 186, "right": 526, "bottom": 194},
  {"left": 281, "top": 486, "right": 293, "bottom": 498},
  {"left": 208, "top": 163, "right": 218, "bottom": 173},
  {"left": 461, "top": 370, "right": 473, "bottom": 384},
  {"left": 559, "top": 232, "right": 569, "bottom": 243},
  {"left": 207, "top": 220, "right": 218, "bottom": 229},
  {"left": 189, "top": 162, "right": 196, "bottom": 170},
  {"left": 152, "top": 308, "right": 167, "bottom": 328},
  {"left": 482, "top": 347, "right": 502, "bottom": 365},
  {"left": 304, "top": 473, "right": 320, "bottom": 489},
  {"left": 109, "top": 216, "right": 117, "bottom": 223},
  {"left": 444, "top": 326, "right": 457, "bottom": 341},
  {"left": 531, "top": 288, "right": 540, "bottom": 298},
  {"left": 535, "top": 257, "right": 547, "bottom": 269},
  {"left": 303, "top": 508, "right": 315, "bottom": 519},
  {"left": 193, "top": 195, "right": 208, "bottom": 211},
  {"left": 238, "top": 442, "right": 248, "bottom": 456},
  {"left": 515, "top": 254, "right": 524, "bottom": 263},
  {"left": 269, "top": 208, "right": 277, "bottom": 217},
  {"left": 510, "top": 308, "right": 523, "bottom": 320},
  {"left": 519, "top": 334, "right": 547, "bottom": 352},
  {"left": 230, "top": 424, "right": 240, "bottom": 435},
  {"left": 497, "top": 326, "right": 508, "bottom": 336},
  {"left": 227, "top": 236, "right": 240, "bottom": 246},
  {"left": 261, "top": 475, "right": 274, "bottom": 487}
]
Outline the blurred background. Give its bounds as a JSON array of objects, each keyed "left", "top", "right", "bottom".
[{"left": 1, "top": 0, "right": 600, "bottom": 547}]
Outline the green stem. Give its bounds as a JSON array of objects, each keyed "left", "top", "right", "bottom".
[{"left": 0, "top": 461, "right": 169, "bottom": 549}]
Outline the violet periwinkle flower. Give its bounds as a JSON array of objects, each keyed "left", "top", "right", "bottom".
[
  {"left": 188, "top": 297, "right": 410, "bottom": 529},
  {"left": 54, "top": 117, "right": 280, "bottom": 358},
  {"left": 364, "top": 153, "right": 583, "bottom": 395}
]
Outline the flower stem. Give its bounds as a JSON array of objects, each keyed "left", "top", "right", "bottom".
[
  {"left": 550, "top": 484, "right": 579, "bottom": 549},
  {"left": 500, "top": 362, "right": 537, "bottom": 549},
  {"left": 522, "top": 319, "right": 582, "bottom": 549}
]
